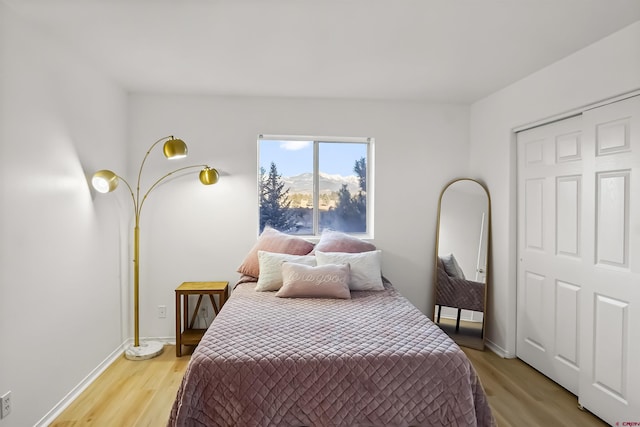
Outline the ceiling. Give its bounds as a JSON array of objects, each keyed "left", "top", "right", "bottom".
[{"left": 5, "top": 0, "right": 640, "bottom": 103}]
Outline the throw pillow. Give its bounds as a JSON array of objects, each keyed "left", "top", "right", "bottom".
[
  {"left": 440, "top": 253, "right": 466, "bottom": 279},
  {"left": 255, "top": 251, "right": 317, "bottom": 291},
  {"left": 276, "top": 262, "right": 351, "bottom": 299},
  {"left": 313, "top": 229, "right": 376, "bottom": 253},
  {"left": 315, "top": 250, "right": 384, "bottom": 291},
  {"left": 237, "top": 227, "right": 315, "bottom": 278}
]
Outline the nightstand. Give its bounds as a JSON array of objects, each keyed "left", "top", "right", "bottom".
[{"left": 175, "top": 281, "right": 229, "bottom": 357}]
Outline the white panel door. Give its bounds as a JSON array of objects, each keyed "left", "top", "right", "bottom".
[
  {"left": 517, "top": 95, "right": 640, "bottom": 423},
  {"left": 517, "top": 116, "right": 584, "bottom": 395},
  {"left": 578, "top": 96, "right": 640, "bottom": 424}
]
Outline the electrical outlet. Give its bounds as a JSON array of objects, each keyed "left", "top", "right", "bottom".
[
  {"left": 158, "top": 305, "right": 167, "bottom": 318},
  {"left": 200, "top": 306, "right": 208, "bottom": 319},
  {"left": 1, "top": 391, "right": 11, "bottom": 419}
]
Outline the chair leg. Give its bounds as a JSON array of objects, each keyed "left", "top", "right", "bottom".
[{"left": 456, "top": 309, "right": 462, "bottom": 331}]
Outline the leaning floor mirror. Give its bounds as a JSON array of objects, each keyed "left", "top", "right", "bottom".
[{"left": 433, "top": 178, "right": 490, "bottom": 351}]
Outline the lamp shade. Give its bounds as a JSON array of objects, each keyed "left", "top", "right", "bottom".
[
  {"left": 163, "top": 138, "right": 188, "bottom": 159},
  {"left": 199, "top": 167, "right": 219, "bottom": 185},
  {"left": 92, "top": 170, "right": 119, "bottom": 193}
]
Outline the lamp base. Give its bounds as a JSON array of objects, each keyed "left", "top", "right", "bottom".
[{"left": 124, "top": 340, "right": 164, "bottom": 361}]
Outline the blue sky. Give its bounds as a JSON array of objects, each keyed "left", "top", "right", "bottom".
[{"left": 259, "top": 140, "right": 367, "bottom": 177}]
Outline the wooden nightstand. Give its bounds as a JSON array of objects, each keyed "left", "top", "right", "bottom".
[{"left": 175, "top": 281, "right": 229, "bottom": 357}]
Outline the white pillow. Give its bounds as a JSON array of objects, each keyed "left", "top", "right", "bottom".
[
  {"left": 440, "top": 253, "right": 466, "bottom": 279},
  {"left": 255, "top": 251, "right": 316, "bottom": 291},
  {"left": 315, "top": 250, "right": 384, "bottom": 291}
]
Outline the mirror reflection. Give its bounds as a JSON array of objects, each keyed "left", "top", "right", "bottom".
[{"left": 433, "top": 178, "right": 490, "bottom": 350}]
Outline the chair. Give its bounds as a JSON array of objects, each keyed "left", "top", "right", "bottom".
[{"left": 435, "top": 257, "right": 485, "bottom": 331}]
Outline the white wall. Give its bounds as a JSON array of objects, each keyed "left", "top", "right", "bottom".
[
  {"left": 127, "top": 94, "right": 470, "bottom": 339},
  {"left": 0, "top": 4, "right": 128, "bottom": 426},
  {"left": 469, "top": 21, "right": 640, "bottom": 357}
]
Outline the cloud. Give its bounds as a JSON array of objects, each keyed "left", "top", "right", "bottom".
[{"left": 280, "top": 140, "right": 311, "bottom": 151}]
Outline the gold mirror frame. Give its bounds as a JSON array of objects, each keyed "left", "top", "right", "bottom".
[{"left": 433, "top": 178, "right": 491, "bottom": 351}]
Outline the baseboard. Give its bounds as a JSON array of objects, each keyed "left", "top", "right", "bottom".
[
  {"left": 35, "top": 337, "right": 177, "bottom": 426},
  {"left": 485, "top": 339, "right": 515, "bottom": 358},
  {"left": 151, "top": 336, "right": 176, "bottom": 346},
  {"left": 34, "top": 342, "right": 127, "bottom": 426}
]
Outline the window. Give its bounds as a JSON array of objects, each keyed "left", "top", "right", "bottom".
[{"left": 258, "top": 135, "right": 373, "bottom": 236}]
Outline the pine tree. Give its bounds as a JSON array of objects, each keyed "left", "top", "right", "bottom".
[
  {"left": 354, "top": 157, "right": 366, "bottom": 192},
  {"left": 353, "top": 156, "right": 367, "bottom": 226},
  {"left": 328, "top": 158, "right": 367, "bottom": 232},
  {"left": 259, "top": 162, "right": 296, "bottom": 232}
]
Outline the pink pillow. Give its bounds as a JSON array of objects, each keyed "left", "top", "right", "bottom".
[
  {"left": 237, "top": 227, "right": 315, "bottom": 278},
  {"left": 313, "top": 229, "right": 376, "bottom": 253},
  {"left": 276, "top": 263, "right": 351, "bottom": 299}
]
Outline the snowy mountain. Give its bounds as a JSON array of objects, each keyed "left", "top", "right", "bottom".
[{"left": 283, "top": 172, "right": 360, "bottom": 194}]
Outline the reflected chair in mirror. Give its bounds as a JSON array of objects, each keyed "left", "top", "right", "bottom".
[{"left": 435, "top": 257, "right": 485, "bottom": 332}]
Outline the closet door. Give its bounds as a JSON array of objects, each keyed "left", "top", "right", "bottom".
[
  {"left": 517, "top": 95, "right": 640, "bottom": 424},
  {"left": 578, "top": 95, "right": 640, "bottom": 424},
  {"left": 517, "top": 115, "right": 584, "bottom": 395}
]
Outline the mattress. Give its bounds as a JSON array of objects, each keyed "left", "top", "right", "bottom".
[{"left": 168, "top": 279, "right": 495, "bottom": 426}]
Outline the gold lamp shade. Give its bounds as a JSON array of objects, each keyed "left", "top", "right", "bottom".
[
  {"left": 163, "top": 138, "right": 188, "bottom": 159},
  {"left": 199, "top": 167, "right": 219, "bottom": 185},
  {"left": 92, "top": 169, "right": 119, "bottom": 193}
]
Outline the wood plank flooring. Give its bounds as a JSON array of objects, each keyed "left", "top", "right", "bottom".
[
  {"left": 50, "top": 347, "right": 191, "bottom": 426},
  {"left": 462, "top": 347, "right": 606, "bottom": 427},
  {"left": 51, "top": 345, "right": 606, "bottom": 426}
]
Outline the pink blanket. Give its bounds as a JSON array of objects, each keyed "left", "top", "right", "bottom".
[{"left": 169, "top": 280, "right": 495, "bottom": 426}]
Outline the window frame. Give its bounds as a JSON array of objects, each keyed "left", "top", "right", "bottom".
[{"left": 258, "top": 134, "right": 374, "bottom": 238}]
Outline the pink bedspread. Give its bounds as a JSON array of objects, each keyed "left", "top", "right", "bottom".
[{"left": 169, "top": 280, "right": 495, "bottom": 426}]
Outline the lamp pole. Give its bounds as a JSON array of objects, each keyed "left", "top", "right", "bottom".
[{"left": 92, "top": 136, "right": 219, "bottom": 359}]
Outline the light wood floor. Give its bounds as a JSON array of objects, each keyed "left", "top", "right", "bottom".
[
  {"left": 51, "top": 346, "right": 191, "bottom": 426},
  {"left": 462, "top": 347, "right": 606, "bottom": 427},
  {"left": 51, "top": 345, "right": 606, "bottom": 426}
]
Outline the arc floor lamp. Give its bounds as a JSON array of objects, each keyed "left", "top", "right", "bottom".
[{"left": 92, "top": 135, "right": 219, "bottom": 360}]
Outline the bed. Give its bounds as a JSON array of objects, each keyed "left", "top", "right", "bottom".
[{"left": 168, "top": 277, "right": 495, "bottom": 426}]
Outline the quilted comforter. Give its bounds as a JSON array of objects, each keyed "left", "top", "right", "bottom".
[{"left": 169, "top": 280, "right": 495, "bottom": 426}]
